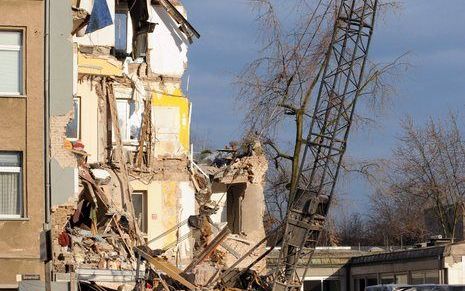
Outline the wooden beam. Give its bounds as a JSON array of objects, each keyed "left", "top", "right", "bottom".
[
  {"left": 183, "top": 226, "right": 231, "bottom": 274},
  {"left": 135, "top": 247, "right": 196, "bottom": 290}
]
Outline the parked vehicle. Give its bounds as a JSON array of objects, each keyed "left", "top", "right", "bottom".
[{"left": 366, "top": 284, "right": 465, "bottom": 291}]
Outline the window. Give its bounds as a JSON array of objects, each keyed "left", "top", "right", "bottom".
[
  {"left": 303, "top": 280, "right": 321, "bottom": 291},
  {"left": 226, "top": 183, "right": 246, "bottom": 234},
  {"left": 424, "top": 270, "right": 439, "bottom": 284},
  {"left": 114, "top": 9, "right": 128, "bottom": 57},
  {"left": 366, "top": 277, "right": 378, "bottom": 287},
  {"left": 0, "top": 30, "right": 24, "bottom": 96},
  {"left": 323, "top": 279, "right": 340, "bottom": 291},
  {"left": 132, "top": 191, "right": 147, "bottom": 233},
  {"left": 117, "top": 99, "right": 129, "bottom": 141},
  {"left": 380, "top": 274, "right": 395, "bottom": 285},
  {"left": 0, "top": 152, "right": 23, "bottom": 218},
  {"left": 411, "top": 272, "right": 424, "bottom": 285},
  {"left": 115, "top": 99, "right": 140, "bottom": 142},
  {"left": 66, "top": 97, "right": 81, "bottom": 140},
  {"left": 411, "top": 270, "right": 440, "bottom": 284},
  {"left": 354, "top": 278, "right": 366, "bottom": 291},
  {"left": 395, "top": 274, "right": 408, "bottom": 284}
]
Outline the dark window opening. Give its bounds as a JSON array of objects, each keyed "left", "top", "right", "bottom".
[
  {"left": 303, "top": 280, "right": 321, "bottom": 291},
  {"left": 323, "top": 280, "right": 340, "bottom": 291},
  {"left": 366, "top": 277, "right": 378, "bottom": 286},
  {"left": 226, "top": 183, "right": 246, "bottom": 234},
  {"left": 354, "top": 278, "right": 366, "bottom": 291},
  {"left": 114, "top": 9, "right": 129, "bottom": 58},
  {"left": 125, "top": 0, "right": 156, "bottom": 60}
]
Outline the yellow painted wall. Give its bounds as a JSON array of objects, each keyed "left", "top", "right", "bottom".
[
  {"left": 76, "top": 80, "right": 100, "bottom": 163},
  {"left": 77, "top": 52, "right": 123, "bottom": 76},
  {"left": 131, "top": 180, "right": 179, "bottom": 249},
  {"left": 151, "top": 88, "right": 190, "bottom": 155}
]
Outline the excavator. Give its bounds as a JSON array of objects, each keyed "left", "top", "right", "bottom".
[{"left": 135, "top": 0, "right": 379, "bottom": 290}]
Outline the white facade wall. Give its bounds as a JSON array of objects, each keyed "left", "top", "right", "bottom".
[
  {"left": 445, "top": 255, "right": 465, "bottom": 284},
  {"left": 178, "top": 181, "right": 196, "bottom": 267},
  {"left": 148, "top": 5, "right": 189, "bottom": 78},
  {"left": 74, "top": 0, "right": 116, "bottom": 47}
]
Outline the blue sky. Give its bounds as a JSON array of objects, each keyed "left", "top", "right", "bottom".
[{"left": 182, "top": 0, "right": 465, "bottom": 214}]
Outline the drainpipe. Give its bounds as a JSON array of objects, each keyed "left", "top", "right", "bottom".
[{"left": 44, "top": 0, "right": 52, "bottom": 289}]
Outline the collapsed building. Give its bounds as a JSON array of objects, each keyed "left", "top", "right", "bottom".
[{"left": 42, "top": 0, "right": 270, "bottom": 290}]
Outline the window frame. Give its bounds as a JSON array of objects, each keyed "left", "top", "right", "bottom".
[
  {"left": 114, "top": 98, "right": 140, "bottom": 144},
  {"left": 395, "top": 273, "right": 408, "bottom": 285},
  {"left": 0, "top": 151, "right": 24, "bottom": 220},
  {"left": 0, "top": 27, "right": 26, "bottom": 97},
  {"left": 114, "top": 5, "right": 129, "bottom": 58},
  {"left": 410, "top": 269, "right": 440, "bottom": 285},
  {"left": 116, "top": 98, "right": 130, "bottom": 142},
  {"left": 132, "top": 190, "right": 148, "bottom": 234}
]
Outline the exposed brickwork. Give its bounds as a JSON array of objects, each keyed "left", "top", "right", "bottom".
[{"left": 50, "top": 112, "right": 77, "bottom": 168}]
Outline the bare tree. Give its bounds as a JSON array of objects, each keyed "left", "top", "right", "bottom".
[
  {"left": 191, "top": 129, "right": 214, "bottom": 153},
  {"left": 336, "top": 212, "right": 368, "bottom": 246},
  {"left": 366, "top": 188, "right": 428, "bottom": 246},
  {"left": 264, "top": 164, "right": 290, "bottom": 221},
  {"left": 370, "top": 113, "right": 465, "bottom": 241},
  {"left": 318, "top": 214, "right": 341, "bottom": 246},
  {"left": 238, "top": 0, "right": 407, "bottom": 217}
]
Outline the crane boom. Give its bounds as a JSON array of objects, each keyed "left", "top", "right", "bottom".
[{"left": 272, "top": 1, "right": 378, "bottom": 290}]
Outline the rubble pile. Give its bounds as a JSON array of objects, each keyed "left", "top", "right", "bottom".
[
  {"left": 129, "top": 156, "right": 192, "bottom": 183},
  {"left": 183, "top": 140, "right": 269, "bottom": 285},
  {"left": 52, "top": 160, "right": 144, "bottom": 274},
  {"left": 220, "top": 144, "right": 268, "bottom": 185},
  {"left": 220, "top": 234, "right": 265, "bottom": 271},
  {"left": 197, "top": 141, "right": 268, "bottom": 185}
]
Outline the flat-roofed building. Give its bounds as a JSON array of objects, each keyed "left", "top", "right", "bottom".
[{"left": 267, "top": 240, "right": 465, "bottom": 291}]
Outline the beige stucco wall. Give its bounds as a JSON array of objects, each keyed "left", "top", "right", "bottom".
[
  {"left": 130, "top": 179, "right": 195, "bottom": 267},
  {"left": 76, "top": 79, "right": 100, "bottom": 163},
  {"left": 0, "top": 0, "right": 45, "bottom": 286},
  {"left": 241, "top": 183, "right": 266, "bottom": 239}
]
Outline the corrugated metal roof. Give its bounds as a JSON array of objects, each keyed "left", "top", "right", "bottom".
[
  {"left": 349, "top": 245, "right": 446, "bottom": 265},
  {"left": 267, "top": 248, "right": 370, "bottom": 267}
]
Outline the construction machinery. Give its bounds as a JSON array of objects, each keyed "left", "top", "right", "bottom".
[{"left": 271, "top": 0, "right": 378, "bottom": 290}]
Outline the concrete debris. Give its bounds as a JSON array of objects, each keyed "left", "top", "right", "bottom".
[
  {"left": 185, "top": 140, "right": 269, "bottom": 284},
  {"left": 48, "top": 0, "right": 269, "bottom": 289},
  {"left": 90, "top": 168, "right": 112, "bottom": 185},
  {"left": 129, "top": 156, "right": 191, "bottom": 183},
  {"left": 51, "top": 162, "right": 142, "bottom": 274},
  {"left": 191, "top": 262, "right": 219, "bottom": 286}
]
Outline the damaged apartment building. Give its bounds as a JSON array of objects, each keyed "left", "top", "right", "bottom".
[{"left": 0, "top": 0, "right": 270, "bottom": 290}]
